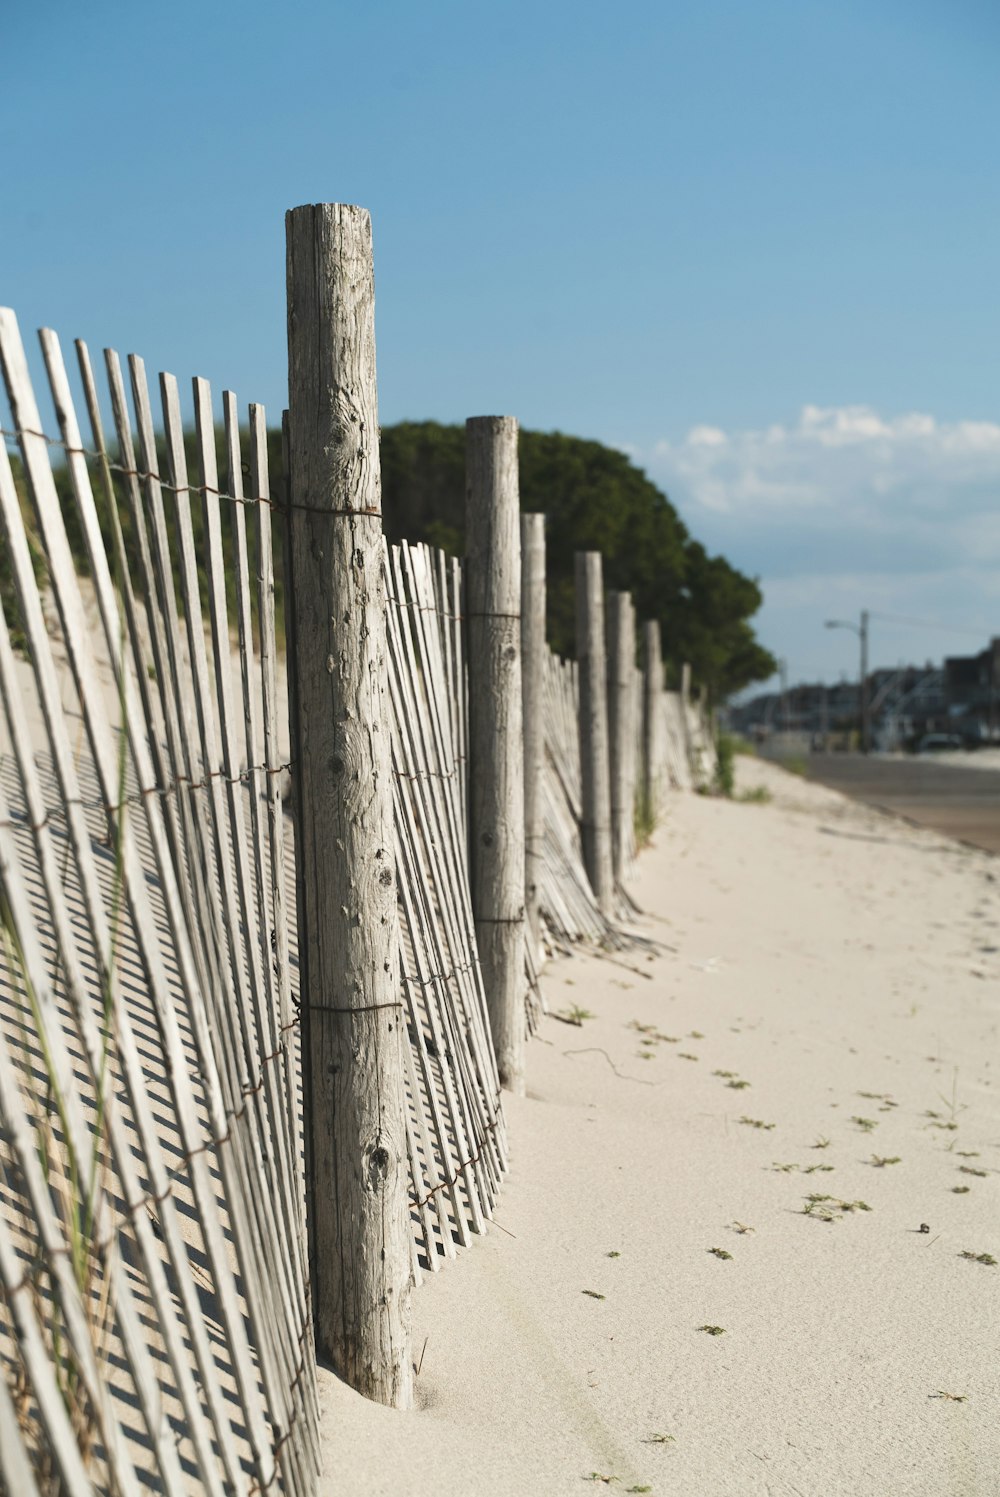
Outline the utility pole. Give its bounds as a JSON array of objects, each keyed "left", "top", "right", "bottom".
[
  {"left": 860, "top": 609, "right": 870, "bottom": 754},
  {"left": 825, "top": 612, "right": 871, "bottom": 755},
  {"left": 779, "top": 658, "right": 790, "bottom": 737}
]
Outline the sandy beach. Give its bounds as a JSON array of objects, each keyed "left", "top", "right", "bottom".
[{"left": 318, "top": 757, "right": 999, "bottom": 1497}]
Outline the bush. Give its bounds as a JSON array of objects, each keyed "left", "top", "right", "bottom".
[{"left": 714, "top": 732, "right": 737, "bottom": 798}]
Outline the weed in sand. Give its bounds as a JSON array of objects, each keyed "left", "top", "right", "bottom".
[
  {"left": 952, "top": 1186, "right": 971, "bottom": 1195},
  {"left": 557, "top": 1005, "right": 595, "bottom": 1026},
  {"left": 956, "top": 1150, "right": 980, "bottom": 1159},
  {"left": 582, "top": 1289, "right": 606, "bottom": 1299},
  {"left": 642, "top": 1434, "right": 676, "bottom": 1445},
  {"left": 850, "top": 1116, "right": 877, "bottom": 1132},
  {"left": 959, "top": 1166, "right": 988, "bottom": 1178},
  {"left": 689, "top": 1030, "right": 705, "bottom": 1040},
  {"left": 958, "top": 1251, "right": 997, "bottom": 1266},
  {"left": 698, "top": 1324, "right": 726, "bottom": 1335},
  {"left": 930, "top": 1391, "right": 967, "bottom": 1402},
  {"left": 802, "top": 1163, "right": 834, "bottom": 1174},
  {"left": 738, "top": 1116, "right": 775, "bottom": 1130},
  {"left": 712, "top": 1070, "right": 738, "bottom": 1079},
  {"left": 726, "top": 1079, "right": 750, "bottom": 1089},
  {"left": 738, "top": 786, "right": 772, "bottom": 804},
  {"left": 802, "top": 1194, "right": 871, "bottom": 1222},
  {"left": 606, "top": 1251, "right": 621, "bottom": 1258},
  {"left": 677, "top": 1053, "right": 699, "bottom": 1062},
  {"left": 811, "top": 1136, "right": 831, "bottom": 1150},
  {"left": 707, "top": 1247, "right": 732, "bottom": 1260},
  {"left": 937, "top": 1069, "right": 967, "bottom": 1130},
  {"left": 731, "top": 1222, "right": 755, "bottom": 1234},
  {"left": 869, "top": 1156, "right": 901, "bottom": 1168}
]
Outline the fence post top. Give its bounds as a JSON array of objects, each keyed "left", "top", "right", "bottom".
[
  {"left": 286, "top": 202, "right": 370, "bottom": 222},
  {"left": 466, "top": 414, "right": 518, "bottom": 433}
]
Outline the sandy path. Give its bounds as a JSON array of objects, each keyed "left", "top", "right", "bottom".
[{"left": 318, "top": 758, "right": 999, "bottom": 1497}]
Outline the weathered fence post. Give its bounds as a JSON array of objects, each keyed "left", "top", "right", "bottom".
[
  {"left": 466, "top": 417, "right": 526, "bottom": 1095},
  {"left": 576, "top": 552, "right": 615, "bottom": 916},
  {"left": 521, "top": 512, "right": 546, "bottom": 962},
  {"left": 642, "top": 620, "right": 663, "bottom": 829},
  {"left": 607, "top": 589, "right": 636, "bottom": 883},
  {"left": 680, "top": 658, "right": 695, "bottom": 778},
  {"left": 286, "top": 204, "right": 412, "bottom": 1407}
]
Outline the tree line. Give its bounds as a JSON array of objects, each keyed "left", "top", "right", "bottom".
[
  {"left": 7, "top": 420, "right": 774, "bottom": 697},
  {"left": 380, "top": 422, "right": 775, "bottom": 698}
]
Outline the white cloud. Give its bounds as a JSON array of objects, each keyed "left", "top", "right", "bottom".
[
  {"left": 649, "top": 403, "right": 1000, "bottom": 555},
  {"left": 642, "top": 403, "right": 1000, "bottom": 681}
]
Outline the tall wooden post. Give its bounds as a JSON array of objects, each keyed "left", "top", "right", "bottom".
[
  {"left": 466, "top": 417, "right": 526, "bottom": 1095},
  {"left": 521, "top": 513, "right": 546, "bottom": 963},
  {"left": 576, "top": 552, "right": 615, "bottom": 916},
  {"left": 642, "top": 620, "right": 663, "bottom": 829},
  {"left": 607, "top": 589, "right": 635, "bottom": 883},
  {"left": 286, "top": 204, "right": 412, "bottom": 1407},
  {"left": 680, "top": 658, "right": 694, "bottom": 777}
]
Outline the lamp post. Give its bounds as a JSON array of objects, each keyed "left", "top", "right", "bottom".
[{"left": 825, "top": 611, "right": 870, "bottom": 754}]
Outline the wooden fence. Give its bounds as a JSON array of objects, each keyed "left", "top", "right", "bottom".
[{"left": 0, "top": 203, "right": 714, "bottom": 1495}]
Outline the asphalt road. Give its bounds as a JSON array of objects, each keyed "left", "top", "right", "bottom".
[{"left": 803, "top": 753, "right": 1000, "bottom": 855}]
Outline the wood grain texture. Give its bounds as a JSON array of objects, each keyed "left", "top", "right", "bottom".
[
  {"left": 606, "top": 590, "right": 636, "bottom": 882},
  {"left": 286, "top": 204, "right": 412, "bottom": 1408},
  {"left": 465, "top": 417, "right": 526, "bottom": 1095},
  {"left": 520, "top": 513, "right": 546, "bottom": 960},
  {"left": 643, "top": 620, "right": 665, "bottom": 824},
  {"left": 575, "top": 552, "right": 615, "bottom": 916}
]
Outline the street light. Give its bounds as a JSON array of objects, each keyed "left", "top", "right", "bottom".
[{"left": 825, "top": 611, "right": 870, "bottom": 754}]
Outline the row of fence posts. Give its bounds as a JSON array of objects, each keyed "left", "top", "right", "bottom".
[{"left": 284, "top": 203, "right": 680, "bottom": 1412}]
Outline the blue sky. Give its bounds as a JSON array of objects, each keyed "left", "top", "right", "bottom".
[{"left": 3, "top": 0, "right": 998, "bottom": 685}]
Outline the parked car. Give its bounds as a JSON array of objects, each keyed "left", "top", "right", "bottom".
[{"left": 916, "top": 733, "right": 964, "bottom": 753}]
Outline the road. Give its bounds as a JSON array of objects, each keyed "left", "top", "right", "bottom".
[{"left": 802, "top": 752, "right": 1000, "bottom": 855}]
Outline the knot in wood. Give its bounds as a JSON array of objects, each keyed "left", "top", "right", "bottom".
[{"left": 366, "top": 1143, "right": 391, "bottom": 1192}]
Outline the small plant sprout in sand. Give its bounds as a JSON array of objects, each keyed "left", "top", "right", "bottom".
[
  {"left": 801, "top": 1194, "right": 872, "bottom": 1223},
  {"left": 811, "top": 1136, "right": 831, "bottom": 1150},
  {"left": 642, "top": 1433, "right": 676, "bottom": 1445},
  {"left": 738, "top": 1116, "right": 775, "bottom": 1130},
  {"left": 738, "top": 785, "right": 772, "bottom": 804},
  {"left": 698, "top": 1324, "right": 726, "bottom": 1335},
  {"left": 857, "top": 1091, "right": 898, "bottom": 1112},
  {"left": 869, "top": 1155, "right": 901, "bottom": 1168},
  {"left": 557, "top": 1005, "right": 596, "bottom": 1027},
  {"left": 582, "top": 1289, "right": 606, "bottom": 1300},
  {"left": 958, "top": 1251, "right": 997, "bottom": 1267},
  {"left": 958, "top": 1166, "right": 987, "bottom": 1178},
  {"left": 731, "top": 1221, "right": 755, "bottom": 1234},
  {"left": 952, "top": 1186, "right": 971, "bottom": 1195},
  {"left": 707, "top": 1247, "right": 732, "bottom": 1260},
  {"left": 930, "top": 1391, "right": 967, "bottom": 1402},
  {"left": 850, "top": 1116, "right": 878, "bottom": 1133}
]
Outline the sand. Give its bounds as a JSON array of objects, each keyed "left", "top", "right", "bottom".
[{"left": 318, "top": 757, "right": 999, "bottom": 1497}]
